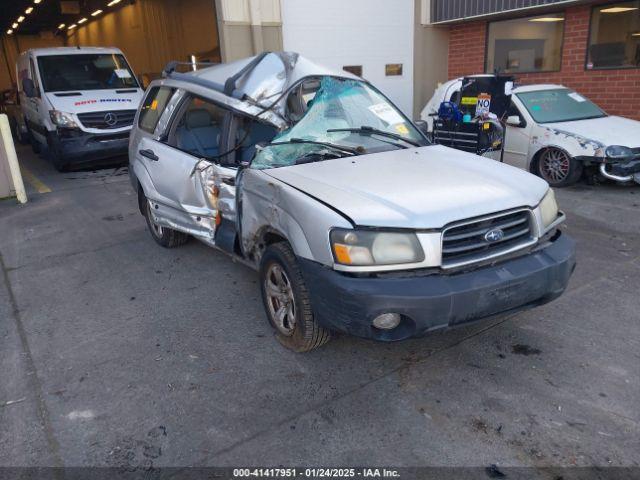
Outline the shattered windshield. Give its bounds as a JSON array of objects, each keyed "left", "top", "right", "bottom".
[{"left": 252, "top": 77, "right": 426, "bottom": 169}]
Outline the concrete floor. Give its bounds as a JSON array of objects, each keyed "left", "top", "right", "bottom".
[{"left": 1, "top": 145, "right": 639, "bottom": 469}]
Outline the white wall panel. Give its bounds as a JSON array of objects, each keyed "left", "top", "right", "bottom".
[{"left": 281, "top": 0, "right": 415, "bottom": 115}]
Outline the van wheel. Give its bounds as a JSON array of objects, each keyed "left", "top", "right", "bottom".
[
  {"left": 260, "top": 242, "right": 331, "bottom": 352},
  {"left": 29, "top": 131, "right": 41, "bottom": 154},
  {"left": 144, "top": 199, "right": 189, "bottom": 248},
  {"left": 536, "top": 148, "right": 582, "bottom": 187},
  {"left": 47, "top": 134, "right": 69, "bottom": 172},
  {"left": 16, "top": 125, "right": 29, "bottom": 144}
]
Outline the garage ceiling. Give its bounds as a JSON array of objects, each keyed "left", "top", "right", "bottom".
[{"left": 2, "top": 0, "right": 133, "bottom": 36}]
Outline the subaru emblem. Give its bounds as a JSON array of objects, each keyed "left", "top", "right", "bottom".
[
  {"left": 484, "top": 229, "right": 505, "bottom": 243},
  {"left": 104, "top": 112, "right": 118, "bottom": 127}
]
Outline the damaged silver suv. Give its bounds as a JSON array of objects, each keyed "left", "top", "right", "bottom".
[{"left": 129, "top": 52, "right": 576, "bottom": 352}]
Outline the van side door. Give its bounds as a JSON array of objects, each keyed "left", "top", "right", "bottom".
[{"left": 22, "top": 56, "right": 45, "bottom": 143}]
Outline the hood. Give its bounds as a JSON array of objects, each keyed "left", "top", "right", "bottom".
[
  {"left": 265, "top": 145, "right": 549, "bottom": 229},
  {"left": 45, "top": 88, "right": 144, "bottom": 114},
  {"left": 546, "top": 116, "right": 640, "bottom": 149}
]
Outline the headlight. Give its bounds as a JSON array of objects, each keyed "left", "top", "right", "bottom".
[
  {"left": 330, "top": 229, "right": 424, "bottom": 266},
  {"left": 605, "top": 145, "right": 633, "bottom": 161},
  {"left": 49, "top": 110, "right": 78, "bottom": 129},
  {"left": 539, "top": 188, "right": 559, "bottom": 229}
]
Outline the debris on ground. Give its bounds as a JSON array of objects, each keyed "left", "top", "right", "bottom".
[{"left": 1, "top": 397, "right": 26, "bottom": 407}]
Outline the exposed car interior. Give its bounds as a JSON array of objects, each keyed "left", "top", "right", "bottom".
[{"left": 176, "top": 108, "right": 222, "bottom": 158}]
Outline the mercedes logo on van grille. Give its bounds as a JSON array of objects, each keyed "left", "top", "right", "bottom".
[
  {"left": 104, "top": 112, "right": 118, "bottom": 127},
  {"left": 484, "top": 229, "right": 505, "bottom": 243}
]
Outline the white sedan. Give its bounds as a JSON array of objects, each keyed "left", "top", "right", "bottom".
[{"left": 422, "top": 79, "right": 640, "bottom": 187}]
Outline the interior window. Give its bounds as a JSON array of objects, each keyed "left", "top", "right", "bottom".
[
  {"left": 486, "top": 13, "right": 565, "bottom": 73},
  {"left": 232, "top": 116, "right": 278, "bottom": 166},
  {"left": 588, "top": 1, "right": 640, "bottom": 69},
  {"left": 138, "top": 87, "right": 175, "bottom": 134},
  {"left": 169, "top": 96, "right": 227, "bottom": 159}
]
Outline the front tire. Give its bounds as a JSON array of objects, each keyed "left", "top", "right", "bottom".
[
  {"left": 536, "top": 148, "right": 582, "bottom": 187},
  {"left": 29, "top": 129, "right": 41, "bottom": 154},
  {"left": 16, "top": 125, "right": 29, "bottom": 144},
  {"left": 260, "top": 242, "right": 331, "bottom": 352},
  {"left": 47, "top": 133, "right": 69, "bottom": 172},
  {"left": 143, "top": 198, "right": 189, "bottom": 248}
]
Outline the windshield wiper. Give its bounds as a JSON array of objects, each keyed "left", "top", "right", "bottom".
[
  {"left": 326, "top": 126, "right": 421, "bottom": 147},
  {"left": 266, "top": 138, "right": 361, "bottom": 155}
]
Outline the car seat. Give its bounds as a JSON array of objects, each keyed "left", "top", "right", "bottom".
[
  {"left": 237, "top": 122, "right": 277, "bottom": 164},
  {"left": 176, "top": 109, "right": 220, "bottom": 158}
]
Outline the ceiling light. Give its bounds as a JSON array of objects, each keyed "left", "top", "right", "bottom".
[
  {"left": 600, "top": 6, "right": 639, "bottom": 13},
  {"left": 529, "top": 17, "right": 565, "bottom": 22},
  {"left": 58, "top": 23, "right": 66, "bottom": 29},
  {"left": 108, "top": 0, "right": 122, "bottom": 6},
  {"left": 633, "top": 32, "right": 640, "bottom": 36},
  {"left": 91, "top": 9, "right": 103, "bottom": 16},
  {"left": 25, "top": 7, "right": 34, "bottom": 14},
  {"left": 78, "top": 17, "right": 87, "bottom": 24},
  {"left": 7, "top": 29, "right": 13, "bottom": 34},
  {"left": 68, "top": 24, "right": 77, "bottom": 30},
  {"left": 34, "top": 0, "right": 42, "bottom": 3},
  {"left": 17, "top": 16, "right": 25, "bottom": 22},
  {"left": 12, "top": 22, "right": 18, "bottom": 28}
]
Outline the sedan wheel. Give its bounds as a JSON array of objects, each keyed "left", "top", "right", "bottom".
[{"left": 537, "top": 148, "right": 582, "bottom": 187}]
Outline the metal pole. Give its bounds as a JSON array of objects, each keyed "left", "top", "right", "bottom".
[{"left": 0, "top": 114, "right": 27, "bottom": 204}]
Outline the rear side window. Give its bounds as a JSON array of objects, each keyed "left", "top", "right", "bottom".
[{"left": 138, "top": 87, "right": 175, "bottom": 134}]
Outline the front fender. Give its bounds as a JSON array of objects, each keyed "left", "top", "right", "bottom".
[
  {"left": 239, "top": 169, "right": 351, "bottom": 266},
  {"left": 534, "top": 125, "right": 604, "bottom": 159}
]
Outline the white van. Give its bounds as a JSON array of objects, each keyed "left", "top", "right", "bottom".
[{"left": 17, "top": 47, "right": 144, "bottom": 171}]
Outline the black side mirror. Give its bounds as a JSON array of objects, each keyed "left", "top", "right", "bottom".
[
  {"left": 414, "top": 120, "right": 429, "bottom": 135},
  {"left": 22, "top": 78, "right": 36, "bottom": 98}
]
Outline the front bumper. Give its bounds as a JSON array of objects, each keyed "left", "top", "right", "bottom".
[
  {"left": 599, "top": 159, "right": 640, "bottom": 184},
  {"left": 299, "top": 232, "right": 576, "bottom": 341},
  {"left": 52, "top": 128, "right": 130, "bottom": 165}
]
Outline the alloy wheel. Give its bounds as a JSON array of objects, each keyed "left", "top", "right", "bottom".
[
  {"left": 540, "top": 149, "right": 570, "bottom": 183},
  {"left": 264, "top": 263, "right": 296, "bottom": 336}
]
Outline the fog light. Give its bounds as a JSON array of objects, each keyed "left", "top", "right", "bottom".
[{"left": 372, "top": 313, "right": 401, "bottom": 330}]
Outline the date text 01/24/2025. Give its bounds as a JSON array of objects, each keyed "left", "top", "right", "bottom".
[{"left": 232, "top": 468, "right": 401, "bottom": 478}]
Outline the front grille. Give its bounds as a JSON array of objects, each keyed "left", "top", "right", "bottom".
[
  {"left": 442, "top": 210, "right": 535, "bottom": 268},
  {"left": 77, "top": 110, "right": 136, "bottom": 130}
]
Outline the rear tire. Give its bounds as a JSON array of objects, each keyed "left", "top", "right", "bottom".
[
  {"left": 536, "top": 148, "right": 582, "bottom": 187},
  {"left": 144, "top": 198, "right": 189, "bottom": 248},
  {"left": 260, "top": 242, "right": 332, "bottom": 352}
]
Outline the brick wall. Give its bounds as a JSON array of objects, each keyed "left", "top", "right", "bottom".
[{"left": 447, "top": 4, "right": 640, "bottom": 120}]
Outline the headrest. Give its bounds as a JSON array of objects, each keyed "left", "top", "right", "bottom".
[{"left": 186, "top": 109, "right": 213, "bottom": 129}]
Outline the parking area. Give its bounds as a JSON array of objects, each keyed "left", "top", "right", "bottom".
[{"left": 1, "top": 146, "right": 639, "bottom": 469}]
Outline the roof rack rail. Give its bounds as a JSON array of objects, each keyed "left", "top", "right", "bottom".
[
  {"left": 162, "top": 61, "right": 219, "bottom": 76},
  {"left": 162, "top": 61, "right": 228, "bottom": 97},
  {"left": 161, "top": 52, "right": 272, "bottom": 101},
  {"left": 223, "top": 51, "right": 271, "bottom": 97}
]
